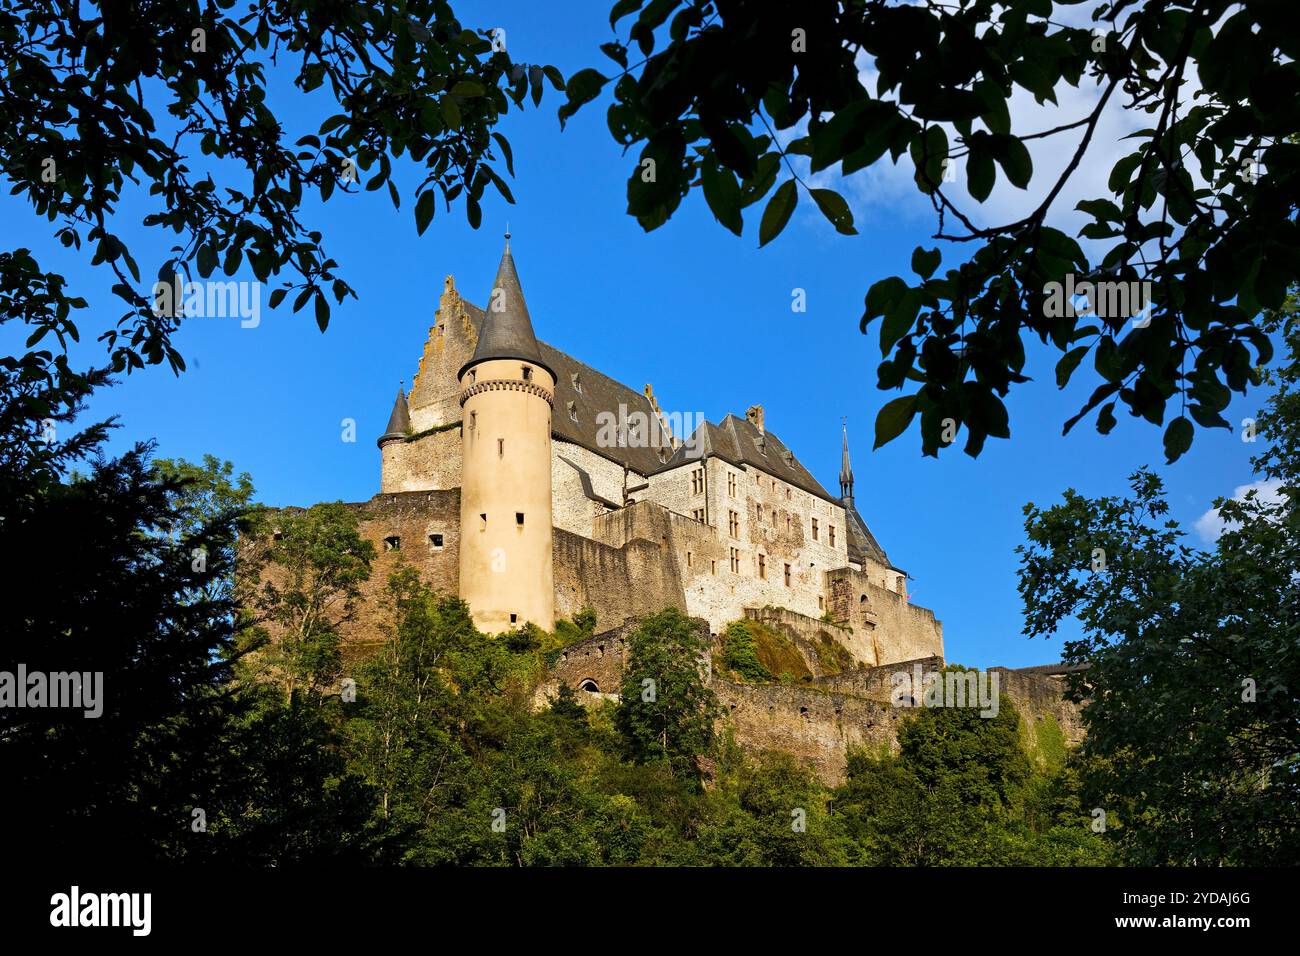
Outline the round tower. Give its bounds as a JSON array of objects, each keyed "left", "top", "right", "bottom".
[{"left": 457, "top": 234, "right": 556, "bottom": 633}]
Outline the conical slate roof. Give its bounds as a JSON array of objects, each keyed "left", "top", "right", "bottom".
[
  {"left": 377, "top": 387, "right": 410, "bottom": 446},
  {"left": 459, "top": 236, "right": 553, "bottom": 379}
]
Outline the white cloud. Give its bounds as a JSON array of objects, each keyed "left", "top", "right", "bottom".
[{"left": 1193, "top": 479, "right": 1285, "bottom": 543}]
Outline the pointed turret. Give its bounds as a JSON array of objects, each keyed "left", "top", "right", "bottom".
[
  {"left": 840, "top": 420, "right": 854, "bottom": 508},
  {"left": 460, "top": 232, "right": 553, "bottom": 379},
  {"left": 377, "top": 386, "right": 411, "bottom": 446}
]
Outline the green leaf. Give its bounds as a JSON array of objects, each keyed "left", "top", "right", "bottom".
[
  {"left": 911, "top": 246, "right": 941, "bottom": 279},
  {"left": 758, "top": 179, "right": 797, "bottom": 247},
  {"left": 1163, "top": 416, "right": 1194, "bottom": 463},
  {"left": 874, "top": 395, "right": 918, "bottom": 449},
  {"left": 810, "top": 188, "right": 856, "bottom": 235},
  {"left": 314, "top": 290, "right": 329, "bottom": 332},
  {"left": 701, "top": 160, "right": 743, "bottom": 236},
  {"left": 1056, "top": 345, "right": 1089, "bottom": 388},
  {"left": 415, "top": 190, "right": 437, "bottom": 235}
]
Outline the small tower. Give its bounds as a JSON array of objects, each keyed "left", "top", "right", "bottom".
[
  {"left": 378, "top": 386, "right": 411, "bottom": 489},
  {"left": 457, "top": 232, "right": 556, "bottom": 632},
  {"left": 840, "top": 419, "right": 855, "bottom": 512}
]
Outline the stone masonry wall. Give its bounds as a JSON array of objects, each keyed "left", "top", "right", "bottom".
[{"left": 552, "top": 527, "right": 686, "bottom": 631}]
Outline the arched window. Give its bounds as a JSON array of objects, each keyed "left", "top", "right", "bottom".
[{"left": 578, "top": 679, "right": 600, "bottom": 693}]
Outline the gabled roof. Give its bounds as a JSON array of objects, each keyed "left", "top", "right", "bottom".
[{"left": 662, "top": 414, "right": 840, "bottom": 505}]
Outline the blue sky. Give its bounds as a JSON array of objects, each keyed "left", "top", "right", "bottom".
[{"left": 1, "top": 1, "right": 1269, "bottom": 668}]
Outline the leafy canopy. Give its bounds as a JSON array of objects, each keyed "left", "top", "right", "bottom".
[{"left": 565, "top": 0, "right": 1296, "bottom": 460}]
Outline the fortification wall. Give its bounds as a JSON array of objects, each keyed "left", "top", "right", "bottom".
[
  {"left": 714, "top": 680, "right": 903, "bottom": 786},
  {"left": 828, "top": 567, "right": 944, "bottom": 667},
  {"left": 552, "top": 527, "right": 686, "bottom": 631},
  {"left": 345, "top": 490, "right": 462, "bottom": 651}
]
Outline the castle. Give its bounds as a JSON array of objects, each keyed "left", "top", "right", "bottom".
[
  {"left": 355, "top": 235, "right": 946, "bottom": 670},
  {"left": 272, "top": 236, "right": 1082, "bottom": 785}
]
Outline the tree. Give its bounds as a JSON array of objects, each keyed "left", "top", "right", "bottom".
[
  {"left": 0, "top": 445, "right": 240, "bottom": 860},
  {"left": 564, "top": 0, "right": 1296, "bottom": 460},
  {"left": 1, "top": 0, "right": 562, "bottom": 377},
  {"left": 1016, "top": 294, "right": 1300, "bottom": 864},
  {"left": 242, "top": 502, "right": 376, "bottom": 701},
  {"left": 615, "top": 607, "right": 721, "bottom": 781}
]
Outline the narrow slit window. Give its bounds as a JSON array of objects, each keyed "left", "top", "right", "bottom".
[
  {"left": 522, "top": 365, "right": 532, "bottom": 381},
  {"left": 498, "top": 438, "right": 504, "bottom": 457},
  {"left": 479, "top": 513, "right": 487, "bottom": 531},
  {"left": 516, "top": 512, "right": 525, "bottom": 526}
]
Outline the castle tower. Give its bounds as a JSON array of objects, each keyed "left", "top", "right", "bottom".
[
  {"left": 377, "top": 385, "right": 411, "bottom": 488},
  {"left": 457, "top": 234, "right": 556, "bottom": 632},
  {"left": 840, "top": 420, "right": 855, "bottom": 511}
]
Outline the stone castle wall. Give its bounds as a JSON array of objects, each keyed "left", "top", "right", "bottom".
[{"left": 552, "top": 527, "right": 686, "bottom": 631}]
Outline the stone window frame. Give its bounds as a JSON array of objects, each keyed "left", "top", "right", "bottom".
[
  {"left": 383, "top": 535, "right": 401, "bottom": 552},
  {"left": 428, "top": 533, "right": 445, "bottom": 551}
]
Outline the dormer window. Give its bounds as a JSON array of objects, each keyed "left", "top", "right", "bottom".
[
  {"left": 570, "top": 372, "right": 582, "bottom": 393},
  {"left": 567, "top": 401, "right": 578, "bottom": 422}
]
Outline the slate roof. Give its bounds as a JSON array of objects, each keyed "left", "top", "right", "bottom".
[
  {"left": 460, "top": 301, "right": 671, "bottom": 476},
  {"left": 377, "top": 387, "right": 410, "bottom": 446},
  {"left": 460, "top": 240, "right": 553, "bottom": 379},
  {"left": 846, "top": 504, "right": 891, "bottom": 567},
  {"left": 662, "top": 414, "right": 840, "bottom": 505}
]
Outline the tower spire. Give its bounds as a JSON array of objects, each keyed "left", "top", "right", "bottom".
[
  {"left": 459, "top": 232, "right": 552, "bottom": 379},
  {"left": 840, "top": 418, "right": 855, "bottom": 508},
  {"left": 378, "top": 385, "right": 410, "bottom": 447}
]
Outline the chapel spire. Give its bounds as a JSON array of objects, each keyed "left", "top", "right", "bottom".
[{"left": 840, "top": 419, "right": 855, "bottom": 508}]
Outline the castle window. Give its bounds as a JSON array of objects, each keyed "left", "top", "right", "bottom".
[
  {"left": 429, "top": 533, "right": 444, "bottom": 550},
  {"left": 812, "top": 518, "right": 819, "bottom": 541},
  {"left": 818, "top": 596, "right": 825, "bottom": 611},
  {"left": 522, "top": 365, "right": 532, "bottom": 381},
  {"left": 687, "top": 551, "right": 694, "bottom": 569},
  {"left": 510, "top": 613, "right": 518, "bottom": 625},
  {"left": 692, "top": 508, "right": 705, "bottom": 524},
  {"left": 469, "top": 411, "right": 476, "bottom": 430},
  {"left": 436, "top": 324, "right": 444, "bottom": 337},
  {"left": 784, "top": 563, "right": 792, "bottom": 587},
  {"left": 727, "top": 472, "right": 736, "bottom": 497},
  {"left": 785, "top": 514, "right": 791, "bottom": 533},
  {"left": 690, "top": 467, "right": 704, "bottom": 495},
  {"left": 728, "top": 510, "right": 739, "bottom": 538},
  {"left": 470, "top": 370, "right": 477, "bottom": 383},
  {"left": 729, "top": 548, "right": 740, "bottom": 573},
  {"left": 498, "top": 438, "right": 504, "bottom": 457},
  {"left": 860, "top": 594, "right": 868, "bottom": 604},
  {"left": 710, "top": 559, "right": 717, "bottom": 575},
  {"left": 567, "top": 401, "right": 578, "bottom": 422},
  {"left": 756, "top": 504, "right": 763, "bottom": 522},
  {"left": 758, "top": 554, "right": 766, "bottom": 579},
  {"left": 516, "top": 512, "right": 525, "bottom": 526},
  {"left": 829, "top": 525, "right": 836, "bottom": 547},
  {"left": 786, "top": 488, "right": 791, "bottom": 500},
  {"left": 578, "top": 679, "right": 599, "bottom": 693},
  {"left": 383, "top": 535, "right": 401, "bottom": 552},
  {"left": 479, "top": 513, "right": 487, "bottom": 531}
]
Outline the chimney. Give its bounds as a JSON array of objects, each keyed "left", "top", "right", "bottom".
[{"left": 746, "top": 404, "right": 765, "bottom": 435}]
